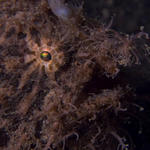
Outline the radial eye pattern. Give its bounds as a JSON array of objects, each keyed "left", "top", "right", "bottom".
[{"left": 18, "top": 35, "right": 64, "bottom": 90}]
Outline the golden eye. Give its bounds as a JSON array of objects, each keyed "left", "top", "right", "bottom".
[{"left": 40, "top": 51, "right": 52, "bottom": 61}]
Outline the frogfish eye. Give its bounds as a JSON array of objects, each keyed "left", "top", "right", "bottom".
[{"left": 40, "top": 51, "right": 52, "bottom": 61}]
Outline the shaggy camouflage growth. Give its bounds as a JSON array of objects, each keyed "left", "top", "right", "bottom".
[{"left": 0, "top": 0, "right": 150, "bottom": 150}]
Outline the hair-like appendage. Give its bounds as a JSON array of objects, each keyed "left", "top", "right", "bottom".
[
  {"left": 48, "top": 0, "right": 83, "bottom": 24},
  {"left": 0, "top": 0, "right": 150, "bottom": 150},
  {"left": 48, "top": 0, "right": 71, "bottom": 20}
]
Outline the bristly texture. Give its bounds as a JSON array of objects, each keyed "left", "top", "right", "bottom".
[{"left": 0, "top": 0, "right": 150, "bottom": 150}]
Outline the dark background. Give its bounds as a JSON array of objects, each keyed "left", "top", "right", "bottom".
[{"left": 84, "top": 0, "right": 150, "bottom": 34}]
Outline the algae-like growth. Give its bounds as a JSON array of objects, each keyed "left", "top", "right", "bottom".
[{"left": 0, "top": 0, "right": 150, "bottom": 150}]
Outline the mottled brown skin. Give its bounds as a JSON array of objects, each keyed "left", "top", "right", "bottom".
[{"left": 0, "top": 0, "right": 149, "bottom": 150}]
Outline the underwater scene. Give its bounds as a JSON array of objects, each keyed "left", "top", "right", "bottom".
[{"left": 0, "top": 0, "right": 150, "bottom": 150}]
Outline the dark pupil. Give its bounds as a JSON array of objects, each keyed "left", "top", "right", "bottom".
[{"left": 40, "top": 51, "right": 52, "bottom": 61}]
